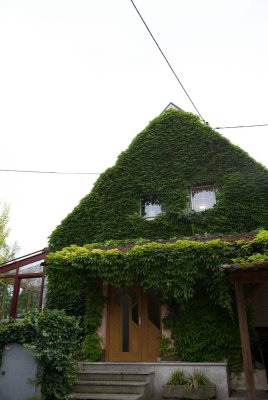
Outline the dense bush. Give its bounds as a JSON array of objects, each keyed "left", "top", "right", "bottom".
[
  {"left": 81, "top": 332, "right": 103, "bottom": 361},
  {"left": 0, "top": 310, "right": 79, "bottom": 400}
]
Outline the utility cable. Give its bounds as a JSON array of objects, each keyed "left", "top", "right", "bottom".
[
  {"left": 215, "top": 124, "right": 268, "bottom": 130},
  {"left": 129, "top": 0, "right": 206, "bottom": 123},
  {"left": 0, "top": 168, "right": 101, "bottom": 175}
]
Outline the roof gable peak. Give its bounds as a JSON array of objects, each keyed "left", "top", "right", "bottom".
[{"left": 161, "top": 102, "right": 182, "bottom": 113}]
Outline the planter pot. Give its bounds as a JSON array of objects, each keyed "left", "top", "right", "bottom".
[{"left": 162, "top": 384, "right": 216, "bottom": 399}]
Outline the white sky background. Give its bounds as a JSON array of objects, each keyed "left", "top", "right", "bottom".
[{"left": 0, "top": 0, "right": 268, "bottom": 256}]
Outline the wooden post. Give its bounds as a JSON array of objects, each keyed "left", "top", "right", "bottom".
[{"left": 235, "top": 281, "right": 256, "bottom": 400}]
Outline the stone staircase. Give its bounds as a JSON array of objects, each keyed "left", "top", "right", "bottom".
[{"left": 68, "top": 362, "right": 155, "bottom": 400}]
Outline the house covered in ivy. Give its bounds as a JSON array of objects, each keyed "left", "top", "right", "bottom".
[{"left": 47, "top": 104, "right": 268, "bottom": 373}]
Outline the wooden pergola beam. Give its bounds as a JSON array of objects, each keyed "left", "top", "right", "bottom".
[
  {"left": 230, "top": 271, "right": 268, "bottom": 283},
  {"left": 235, "top": 281, "right": 256, "bottom": 400}
]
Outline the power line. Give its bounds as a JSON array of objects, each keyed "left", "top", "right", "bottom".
[
  {"left": 0, "top": 168, "right": 101, "bottom": 175},
  {"left": 0, "top": 120, "right": 267, "bottom": 176},
  {"left": 215, "top": 123, "right": 268, "bottom": 130},
  {"left": 129, "top": 0, "right": 206, "bottom": 123}
]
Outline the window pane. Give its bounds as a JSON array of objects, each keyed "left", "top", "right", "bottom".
[
  {"left": 1, "top": 269, "right": 16, "bottom": 277},
  {"left": 19, "top": 260, "right": 44, "bottom": 274},
  {"left": 141, "top": 194, "right": 162, "bottom": 218},
  {"left": 132, "top": 303, "right": 139, "bottom": 325},
  {"left": 16, "top": 277, "right": 42, "bottom": 318},
  {"left": 0, "top": 279, "right": 15, "bottom": 319},
  {"left": 191, "top": 186, "right": 216, "bottom": 212}
]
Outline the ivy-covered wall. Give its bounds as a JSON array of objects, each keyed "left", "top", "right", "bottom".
[
  {"left": 49, "top": 109, "right": 268, "bottom": 251},
  {"left": 46, "top": 231, "right": 268, "bottom": 370},
  {"left": 47, "top": 108, "right": 268, "bottom": 368}
]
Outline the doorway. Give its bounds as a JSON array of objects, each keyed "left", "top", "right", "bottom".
[{"left": 107, "top": 287, "right": 161, "bottom": 361}]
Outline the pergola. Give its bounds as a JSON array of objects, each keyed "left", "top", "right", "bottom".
[{"left": 221, "top": 260, "right": 268, "bottom": 400}]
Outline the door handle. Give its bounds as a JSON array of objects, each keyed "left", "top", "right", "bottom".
[{"left": 138, "top": 316, "right": 142, "bottom": 326}]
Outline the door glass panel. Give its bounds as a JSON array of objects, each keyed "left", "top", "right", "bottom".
[
  {"left": 114, "top": 288, "right": 139, "bottom": 352},
  {"left": 122, "top": 296, "right": 130, "bottom": 352},
  {"left": 148, "top": 289, "right": 161, "bottom": 329},
  {"left": 16, "top": 277, "right": 42, "bottom": 318},
  {"left": 115, "top": 288, "right": 124, "bottom": 306},
  {"left": 132, "top": 303, "right": 139, "bottom": 325},
  {"left": 115, "top": 288, "right": 137, "bottom": 306}
]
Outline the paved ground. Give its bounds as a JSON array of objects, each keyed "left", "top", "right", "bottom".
[{"left": 229, "top": 390, "right": 268, "bottom": 399}]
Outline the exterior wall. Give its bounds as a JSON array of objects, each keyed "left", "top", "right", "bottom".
[
  {"left": 161, "top": 304, "right": 171, "bottom": 338},
  {"left": 97, "top": 285, "right": 108, "bottom": 349},
  {"left": 252, "top": 284, "right": 268, "bottom": 327},
  {"left": 230, "top": 369, "right": 268, "bottom": 391}
]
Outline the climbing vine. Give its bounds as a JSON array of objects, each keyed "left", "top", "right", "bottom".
[
  {"left": 46, "top": 107, "right": 268, "bottom": 370},
  {"left": 46, "top": 231, "right": 268, "bottom": 369},
  {"left": 49, "top": 109, "right": 268, "bottom": 251}
]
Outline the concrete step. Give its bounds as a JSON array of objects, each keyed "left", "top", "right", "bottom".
[
  {"left": 77, "top": 371, "right": 151, "bottom": 382},
  {"left": 74, "top": 380, "right": 149, "bottom": 395},
  {"left": 69, "top": 363, "right": 155, "bottom": 400},
  {"left": 78, "top": 362, "right": 154, "bottom": 374},
  {"left": 68, "top": 393, "right": 143, "bottom": 400}
]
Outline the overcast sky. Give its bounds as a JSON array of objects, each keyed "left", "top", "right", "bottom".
[{"left": 0, "top": 0, "right": 268, "bottom": 256}]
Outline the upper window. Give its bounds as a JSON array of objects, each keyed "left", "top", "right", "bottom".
[
  {"left": 141, "top": 194, "right": 162, "bottom": 219},
  {"left": 190, "top": 185, "right": 216, "bottom": 212}
]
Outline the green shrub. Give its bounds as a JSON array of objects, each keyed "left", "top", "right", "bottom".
[
  {"left": 159, "top": 335, "right": 178, "bottom": 359},
  {"left": 0, "top": 310, "right": 80, "bottom": 400},
  {"left": 81, "top": 332, "right": 103, "bottom": 361}
]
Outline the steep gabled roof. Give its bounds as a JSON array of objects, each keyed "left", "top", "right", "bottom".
[{"left": 49, "top": 108, "right": 268, "bottom": 251}]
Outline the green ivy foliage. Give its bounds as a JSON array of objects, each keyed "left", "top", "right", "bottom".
[
  {"left": 49, "top": 109, "right": 268, "bottom": 251},
  {"left": 165, "top": 297, "right": 243, "bottom": 373},
  {"left": 47, "top": 238, "right": 234, "bottom": 309},
  {"left": 0, "top": 310, "right": 79, "bottom": 400},
  {"left": 81, "top": 332, "right": 103, "bottom": 361},
  {"left": 46, "top": 231, "right": 268, "bottom": 370},
  {"left": 47, "top": 106, "right": 268, "bottom": 370}
]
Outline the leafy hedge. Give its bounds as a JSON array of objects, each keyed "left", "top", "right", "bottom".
[
  {"left": 0, "top": 310, "right": 79, "bottom": 400},
  {"left": 49, "top": 109, "right": 268, "bottom": 251}
]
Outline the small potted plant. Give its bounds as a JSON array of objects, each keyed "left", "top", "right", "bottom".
[{"left": 162, "top": 369, "right": 216, "bottom": 399}]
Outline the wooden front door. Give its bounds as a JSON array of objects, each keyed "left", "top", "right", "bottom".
[{"left": 107, "top": 287, "right": 161, "bottom": 361}]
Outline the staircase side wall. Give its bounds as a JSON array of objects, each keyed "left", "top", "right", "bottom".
[{"left": 153, "top": 362, "right": 229, "bottom": 400}]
